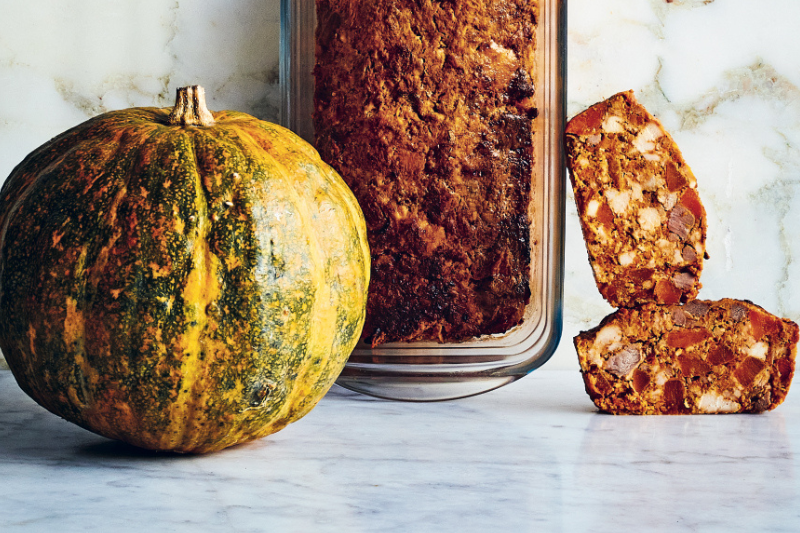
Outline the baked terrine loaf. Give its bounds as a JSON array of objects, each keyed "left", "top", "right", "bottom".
[
  {"left": 575, "top": 299, "right": 798, "bottom": 414},
  {"left": 565, "top": 90, "right": 707, "bottom": 308},
  {"left": 314, "top": 0, "right": 539, "bottom": 346}
]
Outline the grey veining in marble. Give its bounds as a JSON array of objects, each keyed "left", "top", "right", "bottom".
[
  {"left": 1, "top": 371, "right": 798, "bottom": 532},
  {"left": 0, "top": 0, "right": 281, "bottom": 180}
]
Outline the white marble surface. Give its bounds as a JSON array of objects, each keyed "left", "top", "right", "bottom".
[
  {"left": 0, "top": 0, "right": 281, "bottom": 189},
  {"left": 1, "top": 370, "right": 799, "bottom": 532}
]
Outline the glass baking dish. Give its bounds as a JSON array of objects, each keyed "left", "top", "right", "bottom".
[{"left": 280, "top": 0, "right": 566, "bottom": 401}]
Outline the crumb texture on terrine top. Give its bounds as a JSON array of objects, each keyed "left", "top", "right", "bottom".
[{"left": 314, "top": 0, "right": 539, "bottom": 345}]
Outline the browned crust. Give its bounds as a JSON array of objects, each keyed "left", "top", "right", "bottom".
[
  {"left": 314, "top": 0, "right": 539, "bottom": 345},
  {"left": 574, "top": 299, "right": 798, "bottom": 414}
]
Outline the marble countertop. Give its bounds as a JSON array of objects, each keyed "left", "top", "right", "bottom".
[{"left": 1, "top": 369, "right": 799, "bottom": 532}]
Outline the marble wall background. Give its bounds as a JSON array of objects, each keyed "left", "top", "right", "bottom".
[
  {"left": 0, "top": 0, "right": 282, "bottom": 181},
  {"left": 0, "top": 0, "right": 798, "bottom": 373}
]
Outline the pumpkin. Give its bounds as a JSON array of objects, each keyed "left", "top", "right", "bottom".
[{"left": 0, "top": 86, "right": 370, "bottom": 453}]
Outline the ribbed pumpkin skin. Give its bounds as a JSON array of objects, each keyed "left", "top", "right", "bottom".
[{"left": 0, "top": 106, "right": 369, "bottom": 453}]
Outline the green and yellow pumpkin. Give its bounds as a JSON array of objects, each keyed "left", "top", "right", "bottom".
[{"left": 0, "top": 86, "right": 369, "bottom": 453}]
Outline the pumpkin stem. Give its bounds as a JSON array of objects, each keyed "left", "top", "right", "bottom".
[{"left": 168, "top": 86, "right": 216, "bottom": 127}]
